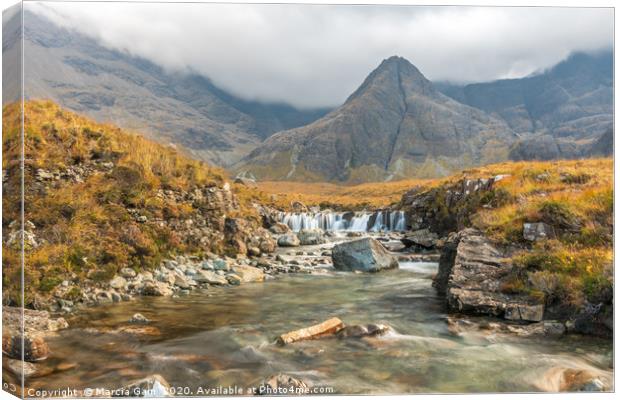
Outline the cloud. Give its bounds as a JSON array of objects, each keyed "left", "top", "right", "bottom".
[{"left": 28, "top": 2, "right": 613, "bottom": 108}]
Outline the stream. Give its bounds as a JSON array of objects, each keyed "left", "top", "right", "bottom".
[{"left": 24, "top": 235, "right": 613, "bottom": 395}]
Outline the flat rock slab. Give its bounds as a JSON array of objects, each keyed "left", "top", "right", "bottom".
[{"left": 277, "top": 317, "right": 345, "bottom": 345}]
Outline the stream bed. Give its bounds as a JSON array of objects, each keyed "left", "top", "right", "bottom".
[{"left": 26, "top": 247, "right": 613, "bottom": 395}]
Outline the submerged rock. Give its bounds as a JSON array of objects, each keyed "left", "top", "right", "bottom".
[
  {"left": 256, "top": 373, "right": 309, "bottom": 395},
  {"left": 332, "top": 238, "right": 398, "bottom": 272},
  {"left": 129, "top": 313, "right": 149, "bottom": 324},
  {"left": 2, "top": 334, "right": 49, "bottom": 361},
  {"left": 337, "top": 323, "right": 390, "bottom": 338},
  {"left": 119, "top": 374, "right": 170, "bottom": 397},
  {"left": 277, "top": 317, "right": 344, "bottom": 345}
]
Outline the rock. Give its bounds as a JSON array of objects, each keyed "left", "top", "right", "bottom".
[
  {"left": 136, "top": 215, "right": 148, "bottom": 223},
  {"left": 109, "top": 275, "right": 127, "bottom": 289},
  {"left": 277, "top": 317, "right": 344, "bottom": 345},
  {"left": 173, "top": 274, "right": 191, "bottom": 289},
  {"left": 337, "top": 323, "right": 390, "bottom": 338},
  {"left": 256, "top": 374, "right": 309, "bottom": 395},
  {"left": 129, "top": 313, "right": 149, "bottom": 324},
  {"left": 142, "top": 282, "right": 173, "bottom": 297},
  {"left": 213, "top": 258, "right": 229, "bottom": 271},
  {"left": 296, "top": 229, "right": 325, "bottom": 245},
  {"left": 234, "top": 176, "right": 257, "bottom": 187},
  {"left": 226, "top": 274, "right": 242, "bottom": 285},
  {"left": 231, "top": 265, "right": 265, "bottom": 283},
  {"left": 277, "top": 233, "right": 300, "bottom": 247},
  {"left": 537, "top": 367, "right": 610, "bottom": 392},
  {"left": 269, "top": 223, "right": 291, "bottom": 234},
  {"left": 543, "top": 320, "right": 566, "bottom": 335},
  {"left": 4, "top": 359, "right": 46, "bottom": 380},
  {"left": 2, "top": 334, "right": 49, "bottom": 361},
  {"left": 112, "top": 326, "right": 161, "bottom": 337},
  {"left": 401, "top": 228, "right": 438, "bottom": 249},
  {"left": 119, "top": 374, "right": 170, "bottom": 397},
  {"left": 505, "top": 304, "right": 544, "bottom": 322},
  {"left": 248, "top": 246, "right": 261, "bottom": 257},
  {"left": 347, "top": 231, "right": 363, "bottom": 237},
  {"left": 2, "top": 307, "right": 68, "bottom": 335},
  {"left": 194, "top": 270, "right": 228, "bottom": 285},
  {"left": 120, "top": 268, "right": 137, "bottom": 279},
  {"left": 434, "top": 229, "right": 544, "bottom": 322},
  {"left": 523, "top": 222, "right": 555, "bottom": 241},
  {"left": 111, "top": 292, "right": 122, "bottom": 303},
  {"left": 332, "top": 238, "right": 398, "bottom": 272}
]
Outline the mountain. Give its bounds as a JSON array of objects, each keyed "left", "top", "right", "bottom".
[
  {"left": 2, "top": 11, "right": 329, "bottom": 166},
  {"left": 437, "top": 51, "right": 613, "bottom": 160},
  {"left": 238, "top": 56, "right": 517, "bottom": 182}
]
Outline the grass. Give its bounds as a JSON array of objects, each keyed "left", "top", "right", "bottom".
[{"left": 1, "top": 100, "right": 255, "bottom": 307}]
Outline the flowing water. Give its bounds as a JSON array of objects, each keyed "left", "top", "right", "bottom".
[
  {"left": 278, "top": 210, "right": 406, "bottom": 232},
  {"left": 26, "top": 253, "right": 612, "bottom": 395}
]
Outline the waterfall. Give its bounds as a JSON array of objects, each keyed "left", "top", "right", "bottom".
[{"left": 277, "top": 210, "right": 406, "bottom": 232}]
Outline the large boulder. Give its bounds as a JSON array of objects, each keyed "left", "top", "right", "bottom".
[
  {"left": 433, "top": 229, "right": 544, "bottom": 322},
  {"left": 296, "top": 229, "right": 326, "bottom": 245},
  {"left": 278, "top": 233, "right": 300, "bottom": 247},
  {"left": 269, "top": 222, "right": 291, "bottom": 234},
  {"left": 332, "top": 238, "right": 398, "bottom": 272},
  {"left": 401, "top": 228, "right": 438, "bottom": 249},
  {"left": 231, "top": 265, "right": 265, "bottom": 283}
]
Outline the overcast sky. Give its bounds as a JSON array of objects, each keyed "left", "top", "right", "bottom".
[{"left": 28, "top": 2, "right": 613, "bottom": 108}]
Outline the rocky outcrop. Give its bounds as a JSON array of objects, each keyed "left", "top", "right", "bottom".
[
  {"left": 332, "top": 238, "right": 398, "bottom": 272},
  {"left": 399, "top": 175, "right": 506, "bottom": 235},
  {"left": 434, "top": 229, "right": 544, "bottom": 322}
]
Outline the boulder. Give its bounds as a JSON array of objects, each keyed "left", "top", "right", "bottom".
[
  {"left": 226, "top": 274, "right": 242, "bottom": 285},
  {"left": 109, "top": 275, "right": 127, "bottom": 289},
  {"left": 332, "top": 238, "right": 398, "bottom": 272},
  {"left": 296, "top": 229, "right": 326, "bottom": 245},
  {"left": 269, "top": 222, "right": 291, "bottom": 234},
  {"left": 231, "top": 265, "right": 265, "bottom": 283},
  {"left": 141, "top": 282, "right": 173, "bottom": 297},
  {"left": 337, "top": 323, "right": 390, "bottom": 338},
  {"left": 434, "top": 229, "right": 544, "bottom": 322},
  {"left": 401, "top": 228, "right": 438, "bottom": 249},
  {"left": 2, "top": 334, "right": 49, "bottom": 361},
  {"left": 523, "top": 222, "right": 555, "bottom": 241},
  {"left": 129, "top": 313, "right": 149, "bottom": 324},
  {"left": 194, "top": 270, "right": 228, "bottom": 285},
  {"left": 120, "top": 268, "right": 137, "bottom": 279},
  {"left": 278, "top": 233, "right": 300, "bottom": 247},
  {"left": 277, "top": 317, "right": 344, "bottom": 345},
  {"left": 256, "top": 374, "right": 309, "bottom": 395}
]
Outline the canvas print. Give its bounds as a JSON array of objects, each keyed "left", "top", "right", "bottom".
[{"left": 1, "top": 1, "right": 614, "bottom": 397}]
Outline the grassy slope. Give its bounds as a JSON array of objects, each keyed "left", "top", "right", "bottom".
[{"left": 2, "top": 100, "right": 255, "bottom": 306}]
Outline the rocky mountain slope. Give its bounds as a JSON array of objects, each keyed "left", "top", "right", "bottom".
[
  {"left": 238, "top": 56, "right": 518, "bottom": 182},
  {"left": 438, "top": 52, "right": 613, "bottom": 161},
  {"left": 2, "top": 11, "right": 329, "bottom": 166}
]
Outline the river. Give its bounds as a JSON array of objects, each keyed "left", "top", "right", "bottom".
[{"left": 25, "top": 237, "right": 613, "bottom": 395}]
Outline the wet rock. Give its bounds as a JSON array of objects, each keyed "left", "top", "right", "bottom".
[
  {"left": 332, "top": 238, "right": 398, "bottom": 272},
  {"left": 296, "top": 229, "right": 326, "bottom": 245},
  {"left": 523, "top": 222, "right": 555, "bottom": 241},
  {"left": 256, "top": 374, "right": 309, "bottom": 395},
  {"left": 194, "top": 270, "right": 228, "bottom": 285},
  {"left": 4, "top": 359, "right": 46, "bottom": 380},
  {"left": 129, "top": 313, "right": 149, "bottom": 324},
  {"left": 112, "top": 326, "right": 161, "bottom": 337},
  {"left": 401, "top": 228, "right": 438, "bottom": 249},
  {"left": 337, "top": 323, "right": 390, "bottom": 338},
  {"left": 226, "top": 274, "right": 242, "bottom": 285},
  {"left": 278, "top": 233, "right": 300, "bottom": 247},
  {"left": 269, "top": 222, "right": 291, "bottom": 234},
  {"left": 2, "top": 334, "right": 49, "bottom": 361},
  {"left": 347, "top": 231, "right": 363, "bottom": 237},
  {"left": 537, "top": 367, "right": 610, "bottom": 392},
  {"left": 277, "top": 317, "right": 344, "bottom": 345},
  {"left": 118, "top": 374, "right": 170, "bottom": 397}
]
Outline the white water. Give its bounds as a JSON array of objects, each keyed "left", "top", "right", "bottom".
[{"left": 278, "top": 210, "right": 406, "bottom": 232}]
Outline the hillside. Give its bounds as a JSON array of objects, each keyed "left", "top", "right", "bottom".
[
  {"left": 2, "top": 100, "right": 275, "bottom": 307},
  {"left": 2, "top": 10, "right": 329, "bottom": 166},
  {"left": 238, "top": 56, "right": 517, "bottom": 183}
]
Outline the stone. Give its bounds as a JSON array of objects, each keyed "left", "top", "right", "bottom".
[
  {"left": 269, "top": 222, "right": 291, "bottom": 234},
  {"left": 523, "top": 222, "right": 555, "bottom": 241},
  {"left": 142, "top": 282, "right": 173, "bottom": 296},
  {"left": 248, "top": 247, "right": 261, "bottom": 257},
  {"left": 256, "top": 374, "right": 309, "bottom": 395},
  {"left": 226, "top": 274, "right": 242, "bottom": 285},
  {"left": 277, "top": 317, "right": 344, "bottom": 345},
  {"left": 2, "top": 334, "right": 49, "bottom": 361},
  {"left": 231, "top": 265, "right": 265, "bottom": 283},
  {"left": 109, "top": 275, "right": 127, "bottom": 289},
  {"left": 129, "top": 313, "right": 150, "bottom": 324},
  {"left": 119, "top": 374, "right": 170, "bottom": 397},
  {"left": 111, "top": 292, "right": 122, "bottom": 303},
  {"left": 173, "top": 274, "right": 191, "bottom": 289},
  {"left": 337, "top": 323, "right": 390, "bottom": 338},
  {"left": 296, "top": 229, "right": 326, "bottom": 245},
  {"left": 401, "top": 228, "right": 439, "bottom": 249},
  {"left": 505, "top": 304, "right": 544, "bottom": 322},
  {"left": 213, "top": 258, "right": 229, "bottom": 271},
  {"left": 120, "top": 268, "right": 137, "bottom": 279},
  {"left": 194, "top": 270, "right": 228, "bottom": 285},
  {"left": 332, "top": 238, "right": 399, "bottom": 272},
  {"left": 277, "top": 233, "right": 300, "bottom": 247}
]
